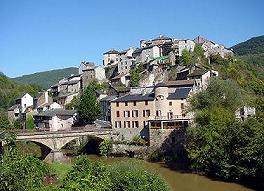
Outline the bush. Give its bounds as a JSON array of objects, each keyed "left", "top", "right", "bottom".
[
  {"left": 131, "top": 135, "right": 147, "bottom": 146},
  {"left": 99, "top": 139, "right": 113, "bottom": 156},
  {"left": 13, "top": 118, "right": 23, "bottom": 129},
  {"left": 108, "top": 163, "right": 170, "bottom": 191},
  {"left": 0, "top": 150, "right": 50, "bottom": 191},
  {"left": 61, "top": 156, "right": 170, "bottom": 191},
  {"left": 0, "top": 112, "right": 11, "bottom": 129},
  {"left": 61, "top": 156, "right": 112, "bottom": 191},
  {"left": 147, "top": 149, "right": 164, "bottom": 162}
]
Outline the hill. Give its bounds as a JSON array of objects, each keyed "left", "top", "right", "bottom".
[
  {"left": 231, "top": 35, "right": 264, "bottom": 55},
  {"left": 0, "top": 73, "right": 40, "bottom": 111},
  {"left": 12, "top": 67, "right": 78, "bottom": 89},
  {"left": 230, "top": 35, "right": 264, "bottom": 80}
]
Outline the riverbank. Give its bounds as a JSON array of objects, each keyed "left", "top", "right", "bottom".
[{"left": 47, "top": 155, "right": 253, "bottom": 191}]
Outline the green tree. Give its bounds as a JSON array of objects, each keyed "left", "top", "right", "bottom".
[
  {"left": 26, "top": 115, "right": 35, "bottom": 129},
  {"left": 193, "top": 44, "right": 205, "bottom": 58},
  {"left": 0, "top": 112, "right": 11, "bottom": 129},
  {"left": 78, "top": 85, "right": 101, "bottom": 123},
  {"left": 130, "top": 68, "right": 140, "bottom": 87},
  {"left": 65, "top": 96, "right": 79, "bottom": 110},
  {"left": 130, "top": 64, "right": 143, "bottom": 87},
  {"left": 181, "top": 49, "right": 192, "bottom": 65}
]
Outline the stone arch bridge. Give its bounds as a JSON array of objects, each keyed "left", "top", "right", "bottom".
[{"left": 4, "top": 128, "right": 113, "bottom": 162}]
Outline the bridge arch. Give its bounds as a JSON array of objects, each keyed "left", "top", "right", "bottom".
[
  {"left": 16, "top": 140, "right": 52, "bottom": 160},
  {"left": 61, "top": 135, "right": 105, "bottom": 155}
]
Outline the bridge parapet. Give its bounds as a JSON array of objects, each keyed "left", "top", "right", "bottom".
[{"left": 14, "top": 128, "right": 113, "bottom": 162}]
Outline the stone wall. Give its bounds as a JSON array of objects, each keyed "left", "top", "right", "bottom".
[
  {"left": 112, "top": 144, "right": 149, "bottom": 157},
  {"left": 149, "top": 127, "right": 186, "bottom": 151}
]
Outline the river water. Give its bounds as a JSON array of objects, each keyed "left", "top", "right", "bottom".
[{"left": 84, "top": 155, "right": 253, "bottom": 191}]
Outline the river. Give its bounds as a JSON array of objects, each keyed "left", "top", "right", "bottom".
[{"left": 83, "top": 155, "right": 253, "bottom": 191}]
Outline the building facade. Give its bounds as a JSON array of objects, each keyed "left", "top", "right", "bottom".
[
  {"left": 117, "top": 48, "right": 135, "bottom": 75},
  {"left": 110, "top": 80, "right": 194, "bottom": 141},
  {"left": 34, "top": 109, "right": 77, "bottom": 131},
  {"left": 103, "top": 49, "right": 119, "bottom": 66}
]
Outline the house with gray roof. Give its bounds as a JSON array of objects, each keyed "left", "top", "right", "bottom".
[
  {"left": 34, "top": 109, "right": 77, "bottom": 131},
  {"left": 110, "top": 80, "right": 195, "bottom": 141}
]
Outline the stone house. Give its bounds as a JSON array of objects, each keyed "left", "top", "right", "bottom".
[
  {"left": 117, "top": 48, "right": 135, "bottom": 75},
  {"left": 34, "top": 109, "right": 77, "bottom": 131},
  {"left": 111, "top": 73, "right": 130, "bottom": 87},
  {"left": 7, "top": 105, "right": 20, "bottom": 122},
  {"left": 103, "top": 49, "right": 119, "bottom": 66},
  {"left": 81, "top": 66, "right": 106, "bottom": 89},
  {"left": 57, "top": 92, "right": 78, "bottom": 108},
  {"left": 172, "top": 39, "right": 195, "bottom": 56},
  {"left": 187, "top": 68, "right": 218, "bottom": 90},
  {"left": 140, "top": 35, "right": 172, "bottom": 48},
  {"left": 235, "top": 106, "right": 256, "bottom": 121},
  {"left": 194, "top": 36, "right": 233, "bottom": 58},
  {"left": 8, "top": 93, "right": 34, "bottom": 122},
  {"left": 110, "top": 80, "right": 195, "bottom": 141},
  {"left": 67, "top": 74, "right": 82, "bottom": 93},
  {"left": 33, "top": 91, "right": 53, "bottom": 112},
  {"left": 15, "top": 93, "right": 34, "bottom": 113},
  {"left": 79, "top": 61, "right": 96, "bottom": 75}
]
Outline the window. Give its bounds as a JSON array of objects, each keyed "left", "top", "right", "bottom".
[
  {"left": 145, "top": 101, "right": 148, "bottom": 105},
  {"left": 156, "top": 110, "right": 161, "bottom": 117},
  {"left": 116, "top": 102, "right": 119, "bottom": 107},
  {"left": 132, "top": 121, "right": 139, "bottom": 128},
  {"left": 124, "top": 121, "right": 131, "bottom": 128},
  {"left": 181, "top": 103, "right": 184, "bottom": 109},
  {"left": 133, "top": 101, "right": 136, "bottom": 106},
  {"left": 124, "top": 111, "right": 130, "bottom": 117},
  {"left": 143, "top": 110, "right": 150, "bottom": 117},
  {"left": 169, "top": 102, "right": 172, "bottom": 106},
  {"left": 167, "top": 112, "right": 173, "bottom": 119},
  {"left": 116, "top": 111, "right": 120, "bottom": 117},
  {"left": 132, "top": 110, "right": 138, "bottom": 117},
  {"left": 125, "top": 101, "right": 128, "bottom": 106},
  {"left": 115, "top": 121, "right": 121, "bottom": 128}
]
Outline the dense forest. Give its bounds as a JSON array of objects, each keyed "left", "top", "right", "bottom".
[{"left": 12, "top": 67, "right": 78, "bottom": 89}]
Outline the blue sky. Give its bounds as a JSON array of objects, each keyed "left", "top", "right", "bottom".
[{"left": 0, "top": 0, "right": 263, "bottom": 77}]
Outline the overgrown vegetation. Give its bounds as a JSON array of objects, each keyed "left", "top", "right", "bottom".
[
  {"left": 186, "top": 78, "right": 264, "bottom": 187},
  {"left": 61, "top": 156, "right": 169, "bottom": 191},
  {"left": 0, "top": 133, "right": 50, "bottom": 191},
  {"left": 99, "top": 139, "right": 113, "bottom": 156},
  {"left": 181, "top": 44, "right": 208, "bottom": 66},
  {"left": 130, "top": 63, "right": 143, "bottom": 87}
]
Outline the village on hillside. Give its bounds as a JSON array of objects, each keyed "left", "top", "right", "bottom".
[{"left": 7, "top": 35, "right": 255, "bottom": 146}]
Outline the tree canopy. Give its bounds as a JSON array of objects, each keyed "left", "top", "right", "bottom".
[
  {"left": 186, "top": 78, "right": 264, "bottom": 187},
  {"left": 78, "top": 84, "right": 101, "bottom": 123}
]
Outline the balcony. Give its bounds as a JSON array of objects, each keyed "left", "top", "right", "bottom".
[{"left": 148, "top": 115, "right": 190, "bottom": 121}]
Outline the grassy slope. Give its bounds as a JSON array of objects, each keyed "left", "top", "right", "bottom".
[{"left": 12, "top": 67, "right": 78, "bottom": 89}]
